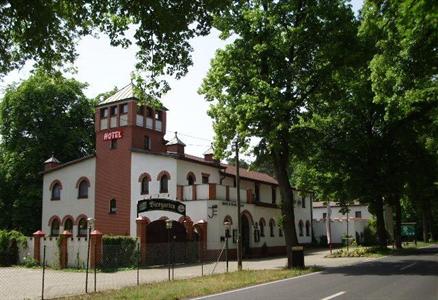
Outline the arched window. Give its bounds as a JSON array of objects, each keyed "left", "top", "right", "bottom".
[
  {"left": 141, "top": 177, "right": 149, "bottom": 195},
  {"left": 78, "top": 179, "right": 89, "bottom": 198},
  {"left": 269, "top": 219, "right": 275, "bottom": 237},
  {"left": 51, "top": 182, "right": 62, "bottom": 200},
  {"left": 187, "top": 172, "right": 196, "bottom": 186},
  {"left": 77, "top": 218, "right": 88, "bottom": 237},
  {"left": 160, "top": 175, "right": 169, "bottom": 193},
  {"left": 50, "top": 218, "right": 60, "bottom": 236},
  {"left": 259, "top": 218, "right": 266, "bottom": 237},
  {"left": 64, "top": 218, "right": 73, "bottom": 233},
  {"left": 298, "top": 220, "right": 304, "bottom": 236},
  {"left": 109, "top": 199, "right": 117, "bottom": 214},
  {"left": 305, "top": 220, "right": 311, "bottom": 236}
]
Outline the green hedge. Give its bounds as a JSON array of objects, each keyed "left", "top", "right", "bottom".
[
  {"left": 0, "top": 230, "right": 26, "bottom": 266},
  {"left": 102, "top": 236, "right": 138, "bottom": 269}
]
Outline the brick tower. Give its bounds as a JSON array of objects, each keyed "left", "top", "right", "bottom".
[{"left": 94, "top": 83, "right": 167, "bottom": 234}]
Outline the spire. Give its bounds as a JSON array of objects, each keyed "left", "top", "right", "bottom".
[
  {"left": 166, "top": 132, "right": 186, "bottom": 146},
  {"left": 44, "top": 154, "right": 60, "bottom": 171}
]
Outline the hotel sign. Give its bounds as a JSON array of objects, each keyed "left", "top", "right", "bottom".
[
  {"left": 103, "top": 130, "right": 123, "bottom": 141},
  {"left": 137, "top": 198, "right": 186, "bottom": 216}
]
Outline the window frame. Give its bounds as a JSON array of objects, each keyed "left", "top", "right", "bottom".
[
  {"left": 120, "top": 103, "right": 129, "bottom": 114},
  {"left": 100, "top": 108, "right": 108, "bottom": 119},
  {"left": 110, "top": 105, "right": 118, "bottom": 116},
  {"left": 141, "top": 177, "right": 149, "bottom": 195},
  {"left": 109, "top": 199, "right": 117, "bottom": 214},
  {"left": 77, "top": 218, "right": 88, "bottom": 237},
  {"left": 51, "top": 182, "right": 61, "bottom": 200},
  {"left": 77, "top": 180, "right": 89, "bottom": 199},
  {"left": 50, "top": 219, "right": 60, "bottom": 237},
  {"left": 160, "top": 175, "right": 169, "bottom": 193}
]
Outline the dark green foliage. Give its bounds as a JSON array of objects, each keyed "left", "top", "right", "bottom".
[
  {"left": 101, "top": 236, "right": 138, "bottom": 269},
  {"left": 0, "top": 70, "right": 95, "bottom": 234},
  {"left": 0, "top": 230, "right": 26, "bottom": 266},
  {"left": 363, "top": 222, "right": 377, "bottom": 246},
  {"left": 0, "top": 1, "right": 230, "bottom": 101}
]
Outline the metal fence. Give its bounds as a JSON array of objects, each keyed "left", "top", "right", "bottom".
[{"left": 0, "top": 239, "right": 233, "bottom": 300}]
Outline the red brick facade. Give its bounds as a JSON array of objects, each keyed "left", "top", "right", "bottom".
[{"left": 94, "top": 99, "right": 167, "bottom": 235}]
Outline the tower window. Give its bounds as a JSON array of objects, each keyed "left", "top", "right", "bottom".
[
  {"left": 110, "top": 106, "right": 118, "bottom": 116},
  {"left": 78, "top": 180, "right": 89, "bottom": 198},
  {"left": 144, "top": 136, "right": 151, "bottom": 150},
  {"left": 141, "top": 177, "right": 149, "bottom": 195},
  {"left": 51, "top": 182, "right": 61, "bottom": 200},
  {"left": 254, "top": 183, "right": 260, "bottom": 202},
  {"left": 110, "top": 139, "right": 118, "bottom": 149},
  {"left": 202, "top": 174, "right": 209, "bottom": 184},
  {"left": 155, "top": 111, "right": 162, "bottom": 120},
  {"left": 100, "top": 108, "right": 108, "bottom": 118},
  {"left": 120, "top": 103, "right": 128, "bottom": 114},
  {"left": 109, "top": 199, "right": 117, "bottom": 214},
  {"left": 146, "top": 107, "right": 153, "bottom": 117}
]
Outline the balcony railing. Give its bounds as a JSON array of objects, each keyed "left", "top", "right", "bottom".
[{"left": 177, "top": 184, "right": 253, "bottom": 203}]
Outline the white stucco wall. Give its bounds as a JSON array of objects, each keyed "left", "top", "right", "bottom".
[
  {"left": 42, "top": 158, "right": 96, "bottom": 236},
  {"left": 130, "top": 152, "right": 178, "bottom": 236},
  {"left": 313, "top": 219, "right": 369, "bottom": 244},
  {"left": 313, "top": 204, "right": 372, "bottom": 220},
  {"left": 176, "top": 160, "right": 221, "bottom": 185}
]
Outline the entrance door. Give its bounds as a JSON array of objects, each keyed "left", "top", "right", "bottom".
[
  {"left": 241, "top": 215, "right": 251, "bottom": 257},
  {"left": 145, "top": 220, "right": 197, "bottom": 265}
]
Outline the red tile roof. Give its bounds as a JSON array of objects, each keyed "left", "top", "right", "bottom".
[{"left": 221, "top": 164, "right": 278, "bottom": 185}]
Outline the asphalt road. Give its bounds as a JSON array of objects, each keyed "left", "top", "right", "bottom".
[{"left": 195, "top": 245, "right": 438, "bottom": 300}]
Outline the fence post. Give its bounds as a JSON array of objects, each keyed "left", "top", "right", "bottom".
[
  {"left": 137, "top": 242, "right": 140, "bottom": 286},
  {"left": 41, "top": 245, "right": 46, "bottom": 300},
  {"left": 136, "top": 217, "right": 148, "bottom": 264},
  {"left": 59, "top": 231, "right": 72, "bottom": 269},
  {"left": 33, "top": 230, "right": 45, "bottom": 264},
  {"left": 90, "top": 230, "right": 103, "bottom": 269}
]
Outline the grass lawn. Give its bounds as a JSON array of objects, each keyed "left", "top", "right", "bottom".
[
  {"left": 326, "top": 241, "right": 435, "bottom": 258},
  {"left": 61, "top": 268, "right": 319, "bottom": 300}
]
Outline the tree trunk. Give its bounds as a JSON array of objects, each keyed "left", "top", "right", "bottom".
[
  {"left": 422, "top": 209, "right": 429, "bottom": 242},
  {"left": 375, "top": 196, "right": 387, "bottom": 248},
  {"left": 394, "top": 198, "right": 402, "bottom": 249},
  {"left": 272, "top": 147, "right": 298, "bottom": 269}
]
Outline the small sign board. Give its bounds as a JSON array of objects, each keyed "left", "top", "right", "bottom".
[
  {"left": 401, "top": 223, "right": 416, "bottom": 238},
  {"left": 137, "top": 198, "right": 186, "bottom": 216}
]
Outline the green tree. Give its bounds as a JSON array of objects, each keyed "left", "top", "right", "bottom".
[
  {"left": 0, "top": 70, "right": 95, "bottom": 234},
  {"left": 200, "top": 0, "right": 356, "bottom": 267},
  {"left": 0, "top": 1, "right": 229, "bottom": 100}
]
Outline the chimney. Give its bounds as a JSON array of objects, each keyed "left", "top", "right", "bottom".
[
  {"left": 166, "top": 132, "right": 185, "bottom": 155},
  {"left": 44, "top": 155, "right": 60, "bottom": 171},
  {"left": 203, "top": 144, "right": 215, "bottom": 161}
]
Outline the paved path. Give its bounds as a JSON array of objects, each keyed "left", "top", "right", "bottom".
[
  {"left": 195, "top": 245, "right": 438, "bottom": 300},
  {"left": 0, "top": 248, "right": 381, "bottom": 299}
]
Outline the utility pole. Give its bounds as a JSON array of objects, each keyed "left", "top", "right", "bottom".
[{"left": 235, "top": 137, "right": 242, "bottom": 271}]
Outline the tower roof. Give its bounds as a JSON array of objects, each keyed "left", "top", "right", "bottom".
[
  {"left": 98, "top": 82, "right": 168, "bottom": 110},
  {"left": 166, "top": 132, "right": 186, "bottom": 146},
  {"left": 44, "top": 155, "right": 60, "bottom": 164},
  {"left": 100, "top": 83, "right": 135, "bottom": 105}
]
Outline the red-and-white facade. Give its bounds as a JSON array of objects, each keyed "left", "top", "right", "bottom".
[{"left": 41, "top": 83, "right": 312, "bottom": 257}]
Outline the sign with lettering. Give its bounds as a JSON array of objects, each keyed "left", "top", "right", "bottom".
[
  {"left": 103, "top": 130, "right": 123, "bottom": 141},
  {"left": 137, "top": 198, "right": 186, "bottom": 216}
]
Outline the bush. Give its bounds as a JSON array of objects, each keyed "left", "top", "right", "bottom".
[
  {"left": 102, "top": 236, "right": 138, "bottom": 269},
  {"left": 0, "top": 230, "right": 26, "bottom": 266},
  {"left": 363, "top": 221, "right": 377, "bottom": 246}
]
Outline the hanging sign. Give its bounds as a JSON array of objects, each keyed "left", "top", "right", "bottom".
[
  {"left": 137, "top": 198, "right": 186, "bottom": 216},
  {"left": 103, "top": 130, "right": 123, "bottom": 141}
]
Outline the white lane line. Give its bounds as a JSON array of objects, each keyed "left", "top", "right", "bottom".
[
  {"left": 400, "top": 262, "right": 416, "bottom": 271},
  {"left": 191, "top": 271, "right": 322, "bottom": 300},
  {"left": 320, "top": 291, "right": 346, "bottom": 300}
]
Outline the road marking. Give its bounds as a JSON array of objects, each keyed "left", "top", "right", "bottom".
[
  {"left": 191, "top": 271, "right": 322, "bottom": 299},
  {"left": 321, "top": 291, "right": 346, "bottom": 300},
  {"left": 400, "top": 262, "right": 416, "bottom": 271}
]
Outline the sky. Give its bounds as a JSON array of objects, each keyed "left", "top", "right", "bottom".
[{"left": 0, "top": 0, "right": 364, "bottom": 158}]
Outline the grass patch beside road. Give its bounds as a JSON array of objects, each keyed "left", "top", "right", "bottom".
[
  {"left": 62, "top": 268, "right": 319, "bottom": 300},
  {"left": 326, "top": 241, "right": 435, "bottom": 258}
]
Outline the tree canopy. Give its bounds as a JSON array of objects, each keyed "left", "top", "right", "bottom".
[
  {"left": 0, "top": 1, "right": 229, "bottom": 100},
  {"left": 0, "top": 70, "right": 95, "bottom": 234},
  {"left": 200, "top": 0, "right": 357, "bottom": 266}
]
